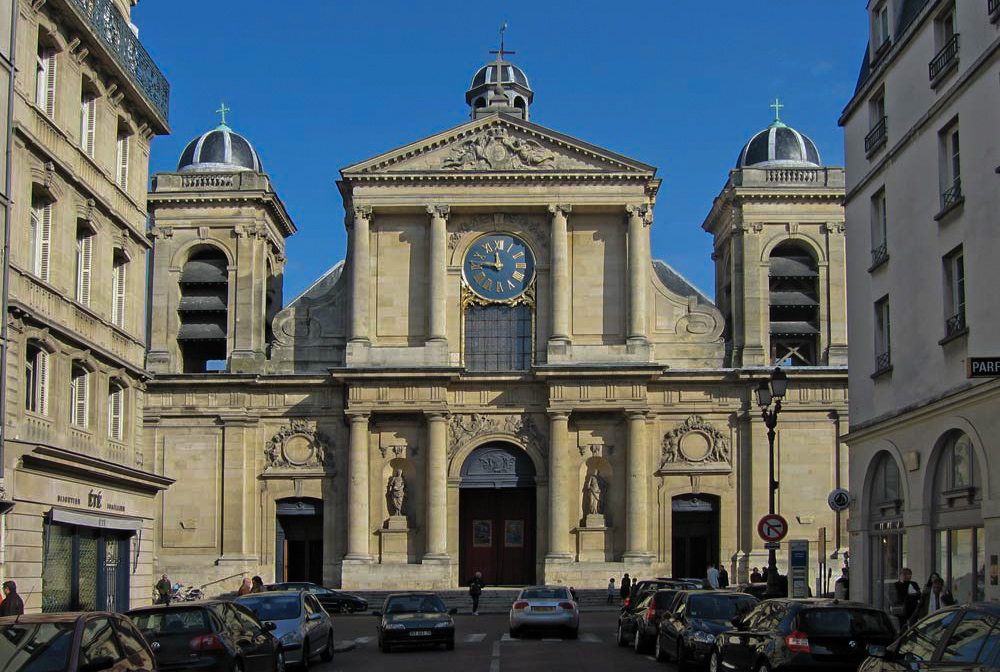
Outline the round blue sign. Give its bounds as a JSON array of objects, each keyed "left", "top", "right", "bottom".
[{"left": 462, "top": 233, "right": 535, "bottom": 301}]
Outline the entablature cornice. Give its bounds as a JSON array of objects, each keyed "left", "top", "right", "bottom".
[{"left": 21, "top": 445, "right": 174, "bottom": 494}]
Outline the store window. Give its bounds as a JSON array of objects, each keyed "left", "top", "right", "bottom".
[
  {"left": 868, "top": 452, "right": 906, "bottom": 611},
  {"left": 932, "top": 431, "right": 984, "bottom": 603},
  {"left": 42, "top": 521, "right": 131, "bottom": 612}
]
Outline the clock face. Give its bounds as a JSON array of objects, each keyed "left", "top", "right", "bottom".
[{"left": 462, "top": 233, "right": 536, "bottom": 301}]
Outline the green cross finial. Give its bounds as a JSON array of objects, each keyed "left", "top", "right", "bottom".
[
  {"left": 216, "top": 101, "right": 230, "bottom": 127},
  {"left": 770, "top": 97, "right": 784, "bottom": 123}
]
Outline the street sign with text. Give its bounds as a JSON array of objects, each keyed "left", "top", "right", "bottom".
[{"left": 968, "top": 357, "right": 1000, "bottom": 377}]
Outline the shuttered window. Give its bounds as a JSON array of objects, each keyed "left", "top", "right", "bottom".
[
  {"left": 76, "top": 225, "right": 94, "bottom": 306},
  {"left": 25, "top": 343, "right": 49, "bottom": 415},
  {"left": 30, "top": 197, "right": 52, "bottom": 281},
  {"left": 108, "top": 382, "right": 124, "bottom": 441},
  {"left": 80, "top": 94, "right": 96, "bottom": 157},
  {"left": 116, "top": 129, "right": 130, "bottom": 190},
  {"left": 70, "top": 364, "right": 89, "bottom": 428},
  {"left": 36, "top": 46, "right": 56, "bottom": 117},
  {"left": 111, "top": 252, "right": 127, "bottom": 328}
]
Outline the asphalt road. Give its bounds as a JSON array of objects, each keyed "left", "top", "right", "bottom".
[{"left": 307, "top": 610, "right": 679, "bottom": 672}]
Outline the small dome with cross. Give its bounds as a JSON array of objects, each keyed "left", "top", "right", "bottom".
[
  {"left": 736, "top": 99, "right": 821, "bottom": 169},
  {"left": 177, "top": 103, "right": 263, "bottom": 173},
  {"left": 466, "top": 26, "right": 533, "bottom": 120}
]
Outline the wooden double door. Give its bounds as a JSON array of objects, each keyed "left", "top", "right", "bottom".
[{"left": 460, "top": 487, "right": 535, "bottom": 586}]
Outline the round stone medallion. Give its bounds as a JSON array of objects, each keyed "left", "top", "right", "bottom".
[
  {"left": 283, "top": 434, "right": 314, "bottom": 465},
  {"left": 678, "top": 431, "right": 712, "bottom": 462}
]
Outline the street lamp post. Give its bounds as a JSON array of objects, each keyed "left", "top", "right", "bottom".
[{"left": 755, "top": 367, "right": 788, "bottom": 598}]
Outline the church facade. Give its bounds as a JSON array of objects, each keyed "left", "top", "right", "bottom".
[{"left": 145, "top": 55, "right": 850, "bottom": 590}]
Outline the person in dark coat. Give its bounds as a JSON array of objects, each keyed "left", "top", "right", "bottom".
[
  {"left": 891, "top": 567, "right": 921, "bottom": 630},
  {"left": 0, "top": 581, "right": 25, "bottom": 616},
  {"left": 750, "top": 567, "right": 763, "bottom": 583},
  {"left": 718, "top": 565, "right": 729, "bottom": 588},
  {"left": 619, "top": 573, "right": 631, "bottom": 604},
  {"left": 250, "top": 576, "right": 265, "bottom": 594},
  {"left": 910, "top": 576, "right": 955, "bottom": 625},
  {"left": 469, "top": 571, "right": 485, "bottom": 615}
]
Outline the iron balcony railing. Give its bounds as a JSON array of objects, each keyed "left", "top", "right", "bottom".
[
  {"left": 945, "top": 310, "right": 966, "bottom": 337},
  {"left": 875, "top": 350, "right": 892, "bottom": 373},
  {"left": 865, "top": 116, "right": 888, "bottom": 153},
  {"left": 870, "top": 241, "right": 889, "bottom": 269},
  {"left": 70, "top": 0, "right": 169, "bottom": 122},
  {"left": 941, "top": 180, "right": 963, "bottom": 211},
  {"left": 929, "top": 34, "right": 960, "bottom": 82}
]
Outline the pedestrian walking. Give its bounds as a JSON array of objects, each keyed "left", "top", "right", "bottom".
[
  {"left": 0, "top": 581, "right": 25, "bottom": 616},
  {"left": 834, "top": 567, "right": 850, "bottom": 599},
  {"left": 890, "top": 567, "right": 921, "bottom": 631},
  {"left": 570, "top": 587, "right": 578, "bottom": 602},
  {"left": 607, "top": 577, "right": 616, "bottom": 604},
  {"left": 911, "top": 576, "right": 954, "bottom": 624},
  {"left": 619, "top": 573, "right": 631, "bottom": 604},
  {"left": 250, "top": 576, "right": 265, "bottom": 594},
  {"left": 238, "top": 577, "right": 252, "bottom": 596},
  {"left": 469, "top": 571, "right": 485, "bottom": 614},
  {"left": 718, "top": 564, "right": 729, "bottom": 588},
  {"left": 155, "top": 574, "right": 172, "bottom": 605},
  {"left": 706, "top": 562, "right": 720, "bottom": 589},
  {"left": 750, "top": 567, "right": 763, "bottom": 583}
]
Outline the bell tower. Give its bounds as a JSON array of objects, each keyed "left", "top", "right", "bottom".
[{"left": 465, "top": 27, "right": 533, "bottom": 120}]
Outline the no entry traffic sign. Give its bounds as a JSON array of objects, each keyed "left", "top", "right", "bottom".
[{"left": 757, "top": 514, "right": 789, "bottom": 543}]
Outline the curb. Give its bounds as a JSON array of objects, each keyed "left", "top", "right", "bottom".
[{"left": 334, "top": 640, "right": 357, "bottom": 653}]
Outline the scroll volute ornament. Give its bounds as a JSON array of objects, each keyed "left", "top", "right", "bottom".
[
  {"left": 265, "top": 419, "right": 333, "bottom": 470},
  {"left": 660, "top": 415, "right": 731, "bottom": 469}
]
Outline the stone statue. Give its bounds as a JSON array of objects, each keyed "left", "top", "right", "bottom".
[
  {"left": 584, "top": 470, "right": 606, "bottom": 515},
  {"left": 387, "top": 469, "right": 405, "bottom": 516}
]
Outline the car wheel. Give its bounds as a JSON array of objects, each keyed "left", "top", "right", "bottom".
[
  {"left": 677, "top": 642, "right": 688, "bottom": 672},
  {"left": 755, "top": 661, "right": 771, "bottom": 672},
  {"left": 321, "top": 629, "right": 334, "bottom": 662},
  {"left": 446, "top": 637, "right": 455, "bottom": 651},
  {"left": 337, "top": 602, "right": 347, "bottom": 614},
  {"left": 509, "top": 626, "right": 520, "bottom": 639},
  {"left": 381, "top": 637, "right": 392, "bottom": 653},
  {"left": 634, "top": 628, "right": 646, "bottom": 654},
  {"left": 274, "top": 650, "right": 287, "bottom": 672},
  {"left": 654, "top": 635, "right": 670, "bottom": 663},
  {"left": 567, "top": 627, "right": 579, "bottom": 640},
  {"left": 617, "top": 624, "right": 629, "bottom": 647},
  {"left": 234, "top": 660, "right": 245, "bottom": 672},
  {"left": 709, "top": 648, "right": 722, "bottom": 672},
  {"left": 300, "top": 638, "right": 310, "bottom": 670}
]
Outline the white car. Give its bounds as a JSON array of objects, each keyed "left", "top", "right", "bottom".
[
  {"left": 508, "top": 585, "right": 579, "bottom": 639},
  {"left": 235, "top": 590, "right": 335, "bottom": 667}
]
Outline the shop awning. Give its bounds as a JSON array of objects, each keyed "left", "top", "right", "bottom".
[{"left": 50, "top": 507, "right": 142, "bottom": 533}]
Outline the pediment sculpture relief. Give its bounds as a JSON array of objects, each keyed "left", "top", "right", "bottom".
[
  {"left": 447, "top": 413, "right": 546, "bottom": 458},
  {"left": 265, "top": 419, "right": 332, "bottom": 470},
  {"left": 441, "top": 127, "right": 557, "bottom": 170},
  {"left": 660, "top": 415, "right": 730, "bottom": 469}
]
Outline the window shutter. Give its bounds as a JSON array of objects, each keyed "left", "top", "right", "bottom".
[
  {"left": 112, "top": 259, "right": 127, "bottom": 328},
  {"left": 108, "top": 385, "right": 123, "bottom": 441},
  {"left": 38, "top": 204, "right": 52, "bottom": 281},
  {"left": 81, "top": 97, "right": 96, "bottom": 156},
  {"left": 77, "top": 233, "right": 92, "bottom": 306},
  {"left": 117, "top": 134, "right": 129, "bottom": 189},
  {"left": 44, "top": 53, "right": 57, "bottom": 118},
  {"left": 73, "top": 370, "right": 89, "bottom": 428},
  {"left": 38, "top": 350, "right": 48, "bottom": 416}
]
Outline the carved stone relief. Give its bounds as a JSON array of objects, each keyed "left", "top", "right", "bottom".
[
  {"left": 441, "top": 127, "right": 557, "bottom": 171},
  {"left": 660, "top": 415, "right": 730, "bottom": 469},
  {"left": 265, "top": 419, "right": 332, "bottom": 470},
  {"left": 447, "top": 413, "right": 546, "bottom": 459}
]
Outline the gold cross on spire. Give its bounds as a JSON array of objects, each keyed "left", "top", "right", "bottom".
[
  {"left": 216, "top": 101, "right": 231, "bottom": 126},
  {"left": 489, "top": 21, "right": 515, "bottom": 63},
  {"left": 770, "top": 97, "right": 784, "bottom": 123}
]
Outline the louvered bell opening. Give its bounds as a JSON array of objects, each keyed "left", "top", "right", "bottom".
[
  {"left": 177, "top": 295, "right": 228, "bottom": 312},
  {"left": 769, "top": 291, "right": 819, "bottom": 307},
  {"left": 180, "top": 258, "right": 228, "bottom": 284},
  {"left": 770, "top": 321, "right": 820, "bottom": 335},
  {"left": 769, "top": 256, "right": 818, "bottom": 277},
  {"left": 177, "top": 323, "right": 227, "bottom": 340}
]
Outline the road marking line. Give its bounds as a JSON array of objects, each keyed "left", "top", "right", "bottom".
[
  {"left": 580, "top": 633, "right": 601, "bottom": 643},
  {"left": 465, "top": 633, "right": 487, "bottom": 642},
  {"left": 490, "top": 640, "right": 500, "bottom": 672},
  {"left": 646, "top": 656, "right": 656, "bottom": 662},
  {"left": 500, "top": 634, "right": 513, "bottom": 642},
  {"left": 354, "top": 636, "right": 371, "bottom": 644},
  {"left": 541, "top": 638, "right": 561, "bottom": 642}
]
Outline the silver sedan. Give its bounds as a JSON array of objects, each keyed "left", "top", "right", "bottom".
[
  {"left": 508, "top": 585, "right": 579, "bottom": 639},
  {"left": 235, "top": 589, "right": 335, "bottom": 667}
]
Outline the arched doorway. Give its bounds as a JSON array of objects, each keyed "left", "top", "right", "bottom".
[
  {"left": 672, "top": 494, "right": 720, "bottom": 578},
  {"left": 275, "top": 497, "right": 323, "bottom": 584},
  {"left": 459, "top": 443, "right": 536, "bottom": 586},
  {"left": 866, "top": 452, "right": 905, "bottom": 611}
]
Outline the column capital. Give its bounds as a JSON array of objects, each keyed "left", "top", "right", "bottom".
[
  {"left": 425, "top": 204, "right": 451, "bottom": 220},
  {"left": 346, "top": 411, "right": 370, "bottom": 423},
  {"left": 424, "top": 410, "right": 450, "bottom": 421},
  {"left": 624, "top": 408, "right": 649, "bottom": 420},
  {"left": 548, "top": 204, "right": 572, "bottom": 217},
  {"left": 352, "top": 205, "right": 373, "bottom": 221},
  {"left": 548, "top": 411, "right": 571, "bottom": 421},
  {"left": 626, "top": 203, "right": 652, "bottom": 225}
]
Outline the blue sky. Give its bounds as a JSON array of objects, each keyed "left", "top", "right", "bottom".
[{"left": 135, "top": 1, "right": 868, "bottom": 301}]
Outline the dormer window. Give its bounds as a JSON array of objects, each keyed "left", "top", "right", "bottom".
[{"left": 872, "top": 2, "right": 892, "bottom": 58}]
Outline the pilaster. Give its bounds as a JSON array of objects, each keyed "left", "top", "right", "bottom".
[
  {"left": 626, "top": 204, "right": 651, "bottom": 351},
  {"left": 348, "top": 206, "right": 371, "bottom": 345},
  {"left": 424, "top": 411, "right": 450, "bottom": 562},
  {"left": 426, "top": 206, "right": 449, "bottom": 345},
  {"left": 624, "top": 410, "right": 653, "bottom": 559},
  {"left": 548, "top": 204, "right": 571, "bottom": 351},
  {"left": 345, "top": 412, "right": 372, "bottom": 562},
  {"left": 546, "top": 412, "right": 572, "bottom": 561}
]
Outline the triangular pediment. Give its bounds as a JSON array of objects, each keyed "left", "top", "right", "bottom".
[{"left": 341, "top": 114, "right": 654, "bottom": 177}]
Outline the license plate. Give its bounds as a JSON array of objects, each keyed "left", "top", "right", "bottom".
[
  {"left": 409, "top": 630, "right": 431, "bottom": 636},
  {"left": 532, "top": 606, "right": 555, "bottom": 612}
]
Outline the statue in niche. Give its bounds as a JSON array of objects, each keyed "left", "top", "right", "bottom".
[
  {"left": 583, "top": 469, "right": 607, "bottom": 516},
  {"left": 386, "top": 469, "right": 406, "bottom": 516}
]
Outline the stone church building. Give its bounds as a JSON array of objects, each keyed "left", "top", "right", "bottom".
[{"left": 144, "top": 53, "right": 849, "bottom": 590}]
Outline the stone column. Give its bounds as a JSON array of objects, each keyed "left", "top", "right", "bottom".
[
  {"left": 548, "top": 204, "right": 571, "bottom": 344},
  {"left": 625, "top": 410, "right": 650, "bottom": 558},
  {"left": 349, "top": 206, "right": 372, "bottom": 343},
  {"left": 425, "top": 205, "right": 450, "bottom": 347},
  {"left": 547, "top": 412, "right": 572, "bottom": 560},
  {"left": 424, "top": 412, "right": 449, "bottom": 560},
  {"left": 626, "top": 204, "right": 651, "bottom": 344},
  {"left": 345, "top": 412, "right": 371, "bottom": 561}
]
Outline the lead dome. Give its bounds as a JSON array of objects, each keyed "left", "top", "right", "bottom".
[
  {"left": 736, "top": 120, "right": 821, "bottom": 168},
  {"left": 177, "top": 123, "right": 264, "bottom": 173}
]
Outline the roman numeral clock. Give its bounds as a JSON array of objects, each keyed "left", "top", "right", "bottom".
[{"left": 462, "top": 233, "right": 536, "bottom": 302}]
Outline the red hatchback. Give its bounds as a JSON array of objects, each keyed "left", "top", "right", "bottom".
[{"left": 0, "top": 611, "right": 156, "bottom": 672}]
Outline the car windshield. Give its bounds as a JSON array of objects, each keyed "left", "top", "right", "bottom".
[
  {"left": 384, "top": 595, "right": 446, "bottom": 614},
  {"left": 128, "top": 608, "right": 211, "bottom": 636},
  {"left": 520, "top": 588, "right": 570, "bottom": 600},
  {"left": 800, "top": 608, "right": 895, "bottom": 636},
  {"left": 688, "top": 595, "right": 757, "bottom": 620},
  {"left": 237, "top": 594, "right": 302, "bottom": 621},
  {"left": 0, "top": 622, "right": 74, "bottom": 672}
]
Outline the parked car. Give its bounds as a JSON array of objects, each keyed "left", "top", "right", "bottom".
[
  {"left": 128, "top": 600, "right": 285, "bottom": 672},
  {"left": 235, "top": 590, "right": 334, "bottom": 668},
  {"left": 373, "top": 592, "right": 457, "bottom": 653},
  {"left": 709, "top": 598, "right": 897, "bottom": 672},
  {"left": 626, "top": 578, "right": 700, "bottom": 609},
  {"left": 656, "top": 590, "right": 758, "bottom": 668},
  {"left": 267, "top": 582, "right": 368, "bottom": 613},
  {"left": 729, "top": 583, "right": 770, "bottom": 600},
  {"left": 509, "top": 585, "right": 579, "bottom": 639},
  {"left": 618, "top": 589, "right": 682, "bottom": 653},
  {"left": 0, "top": 611, "right": 155, "bottom": 672},
  {"left": 860, "top": 602, "right": 1000, "bottom": 672}
]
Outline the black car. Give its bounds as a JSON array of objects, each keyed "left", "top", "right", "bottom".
[
  {"left": 267, "top": 581, "right": 368, "bottom": 613},
  {"left": 626, "top": 578, "right": 699, "bottom": 609},
  {"left": 618, "top": 589, "right": 682, "bottom": 654},
  {"left": 710, "top": 599, "right": 897, "bottom": 672},
  {"left": 373, "top": 592, "right": 458, "bottom": 653},
  {"left": 656, "top": 590, "right": 758, "bottom": 668},
  {"left": 860, "top": 603, "right": 1000, "bottom": 672},
  {"left": 127, "top": 600, "right": 286, "bottom": 671}
]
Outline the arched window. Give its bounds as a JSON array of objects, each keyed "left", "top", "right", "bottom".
[
  {"left": 69, "top": 362, "right": 90, "bottom": 428},
  {"left": 464, "top": 304, "right": 532, "bottom": 371},
  {"left": 25, "top": 342, "right": 49, "bottom": 414},
  {"left": 769, "top": 243, "right": 819, "bottom": 366},
  {"left": 75, "top": 221, "right": 94, "bottom": 306},
  {"left": 108, "top": 381, "right": 125, "bottom": 441},
  {"left": 177, "top": 247, "right": 229, "bottom": 372},
  {"left": 474, "top": 97, "right": 486, "bottom": 109},
  {"left": 867, "top": 452, "right": 905, "bottom": 611},
  {"left": 932, "top": 431, "right": 984, "bottom": 602}
]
